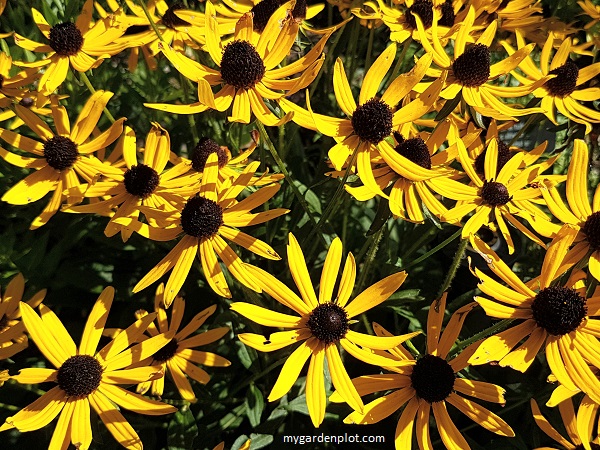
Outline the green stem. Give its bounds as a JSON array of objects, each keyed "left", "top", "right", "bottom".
[
  {"left": 364, "top": 25, "right": 375, "bottom": 71},
  {"left": 256, "top": 122, "right": 327, "bottom": 248},
  {"left": 509, "top": 113, "right": 539, "bottom": 147},
  {"left": 347, "top": 19, "right": 362, "bottom": 83},
  {"left": 453, "top": 319, "right": 514, "bottom": 354},
  {"left": 180, "top": 73, "right": 198, "bottom": 143},
  {"left": 435, "top": 237, "right": 468, "bottom": 302},
  {"left": 389, "top": 37, "right": 412, "bottom": 81},
  {"left": 400, "top": 223, "right": 435, "bottom": 262},
  {"left": 400, "top": 228, "right": 461, "bottom": 271},
  {"left": 356, "top": 225, "right": 385, "bottom": 292},
  {"left": 137, "top": 0, "right": 164, "bottom": 42},
  {"left": 79, "top": 71, "right": 116, "bottom": 124}
]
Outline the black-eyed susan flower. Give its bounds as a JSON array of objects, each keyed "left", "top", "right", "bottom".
[
  {"left": 468, "top": 232, "right": 600, "bottom": 405},
  {"left": 146, "top": 1, "right": 330, "bottom": 125},
  {"left": 231, "top": 234, "right": 417, "bottom": 427},
  {"left": 0, "top": 52, "right": 39, "bottom": 108},
  {"left": 531, "top": 397, "right": 600, "bottom": 450},
  {"left": 119, "top": 153, "right": 288, "bottom": 303},
  {"left": 414, "top": 6, "right": 543, "bottom": 120},
  {"left": 0, "top": 286, "right": 177, "bottom": 449},
  {"left": 0, "top": 91, "right": 125, "bottom": 229},
  {"left": 120, "top": 284, "right": 231, "bottom": 403},
  {"left": 280, "top": 43, "right": 443, "bottom": 194},
  {"left": 541, "top": 140, "right": 600, "bottom": 282},
  {"left": 331, "top": 294, "right": 513, "bottom": 449},
  {"left": 0, "top": 273, "right": 45, "bottom": 360},
  {"left": 433, "top": 137, "right": 558, "bottom": 253},
  {"left": 579, "top": 0, "right": 600, "bottom": 29},
  {"left": 344, "top": 123, "right": 458, "bottom": 223},
  {"left": 13, "top": 0, "right": 128, "bottom": 99},
  {"left": 65, "top": 123, "right": 194, "bottom": 242},
  {"left": 502, "top": 32, "right": 600, "bottom": 134}
]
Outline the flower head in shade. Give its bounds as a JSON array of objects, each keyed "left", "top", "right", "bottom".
[
  {"left": 116, "top": 284, "right": 231, "bottom": 403},
  {"left": 433, "top": 137, "right": 558, "bottom": 254},
  {"left": 120, "top": 153, "right": 288, "bottom": 303},
  {"left": 468, "top": 231, "right": 600, "bottom": 405},
  {"left": 0, "top": 286, "right": 177, "bottom": 450},
  {"left": 0, "top": 273, "right": 45, "bottom": 360},
  {"left": 330, "top": 294, "right": 513, "bottom": 450},
  {"left": 13, "top": 0, "right": 128, "bottom": 99},
  {"left": 145, "top": 1, "right": 330, "bottom": 125},
  {"left": 280, "top": 43, "right": 443, "bottom": 196},
  {"left": 231, "top": 233, "right": 417, "bottom": 427},
  {"left": 501, "top": 32, "right": 600, "bottom": 134},
  {"left": 64, "top": 123, "right": 195, "bottom": 242},
  {"left": 541, "top": 140, "right": 600, "bottom": 283},
  {"left": 531, "top": 397, "right": 600, "bottom": 450},
  {"left": 0, "top": 91, "right": 125, "bottom": 229}
]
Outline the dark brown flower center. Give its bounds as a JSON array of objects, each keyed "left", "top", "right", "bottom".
[
  {"left": 307, "top": 303, "right": 349, "bottom": 344},
  {"left": 531, "top": 286, "right": 587, "bottom": 336},
  {"left": 406, "top": 0, "right": 434, "bottom": 29},
  {"left": 43, "top": 135, "right": 78, "bottom": 171},
  {"left": 191, "top": 137, "right": 228, "bottom": 172},
  {"left": 410, "top": 354, "right": 455, "bottom": 403},
  {"left": 582, "top": 211, "right": 600, "bottom": 252},
  {"left": 438, "top": 0, "right": 455, "bottom": 27},
  {"left": 124, "top": 164, "right": 160, "bottom": 199},
  {"left": 474, "top": 140, "right": 511, "bottom": 176},
  {"left": 161, "top": 3, "right": 190, "bottom": 29},
  {"left": 251, "top": 0, "right": 282, "bottom": 32},
  {"left": 351, "top": 98, "right": 393, "bottom": 144},
  {"left": 0, "top": 75, "right": 4, "bottom": 90},
  {"left": 544, "top": 60, "right": 579, "bottom": 98},
  {"left": 49, "top": 22, "right": 84, "bottom": 56},
  {"left": 574, "top": 444, "right": 600, "bottom": 450},
  {"left": 220, "top": 40, "right": 266, "bottom": 90},
  {"left": 180, "top": 196, "right": 224, "bottom": 239},
  {"left": 290, "top": 0, "right": 307, "bottom": 22},
  {"left": 480, "top": 180, "right": 511, "bottom": 206},
  {"left": 394, "top": 134, "right": 432, "bottom": 169},
  {"left": 153, "top": 338, "right": 179, "bottom": 362},
  {"left": 452, "top": 44, "right": 491, "bottom": 87},
  {"left": 57, "top": 355, "right": 103, "bottom": 398}
]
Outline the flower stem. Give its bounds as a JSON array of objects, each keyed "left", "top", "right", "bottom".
[
  {"left": 256, "top": 121, "right": 328, "bottom": 249},
  {"left": 435, "top": 236, "right": 469, "bottom": 305},
  {"left": 453, "top": 318, "right": 514, "bottom": 354},
  {"left": 137, "top": 0, "right": 165, "bottom": 42},
  {"left": 400, "top": 228, "right": 461, "bottom": 271}
]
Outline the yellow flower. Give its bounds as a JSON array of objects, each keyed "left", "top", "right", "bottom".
[
  {"left": 0, "top": 273, "right": 45, "bottom": 360},
  {"left": 0, "top": 91, "right": 125, "bottom": 229},
  {"left": 541, "top": 140, "right": 600, "bottom": 282},
  {"left": 231, "top": 233, "right": 416, "bottom": 427},
  {"left": 433, "top": 137, "right": 558, "bottom": 253},
  {"left": 331, "top": 294, "right": 513, "bottom": 450},
  {"left": 146, "top": 1, "right": 330, "bottom": 125},
  {"left": 13, "top": 0, "right": 129, "bottom": 99},
  {"left": 118, "top": 153, "right": 288, "bottom": 303},
  {"left": 64, "top": 123, "right": 194, "bottom": 242},
  {"left": 502, "top": 32, "right": 600, "bottom": 134},
  {"left": 280, "top": 42, "right": 443, "bottom": 196},
  {"left": 0, "top": 286, "right": 177, "bottom": 450},
  {"left": 468, "top": 231, "right": 600, "bottom": 405},
  {"left": 107, "top": 284, "right": 231, "bottom": 403},
  {"left": 531, "top": 397, "right": 600, "bottom": 450},
  {"left": 579, "top": 0, "right": 600, "bottom": 29}
]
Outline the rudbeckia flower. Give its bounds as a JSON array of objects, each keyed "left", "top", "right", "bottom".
[
  {"left": 280, "top": 42, "right": 443, "bottom": 195},
  {"left": 501, "top": 32, "right": 600, "bottom": 134},
  {"left": 331, "top": 294, "right": 513, "bottom": 450},
  {"left": 433, "top": 137, "right": 558, "bottom": 253},
  {"left": 541, "top": 140, "right": 600, "bottom": 282},
  {"left": 231, "top": 234, "right": 417, "bottom": 427},
  {"left": 531, "top": 397, "right": 600, "bottom": 450},
  {"left": 468, "top": 232, "right": 600, "bottom": 405},
  {"left": 64, "top": 123, "right": 194, "bottom": 242},
  {"left": 0, "top": 273, "right": 45, "bottom": 360},
  {"left": 579, "top": 0, "right": 600, "bottom": 29},
  {"left": 118, "top": 153, "right": 288, "bottom": 303},
  {"left": 146, "top": 1, "right": 330, "bottom": 125},
  {"left": 0, "top": 52, "right": 39, "bottom": 108},
  {"left": 0, "top": 91, "right": 125, "bottom": 229},
  {"left": 414, "top": 6, "right": 543, "bottom": 120},
  {"left": 0, "top": 286, "right": 177, "bottom": 449},
  {"left": 121, "top": 284, "right": 231, "bottom": 403},
  {"left": 13, "top": 0, "right": 129, "bottom": 99}
]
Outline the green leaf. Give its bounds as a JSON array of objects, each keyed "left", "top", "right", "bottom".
[
  {"left": 167, "top": 405, "right": 198, "bottom": 450},
  {"left": 385, "top": 289, "right": 423, "bottom": 305},
  {"left": 245, "top": 383, "right": 265, "bottom": 428},
  {"left": 434, "top": 91, "right": 462, "bottom": 121},
  {"left": 249, "top": 433, "right": 274, "bottom": 449}
]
